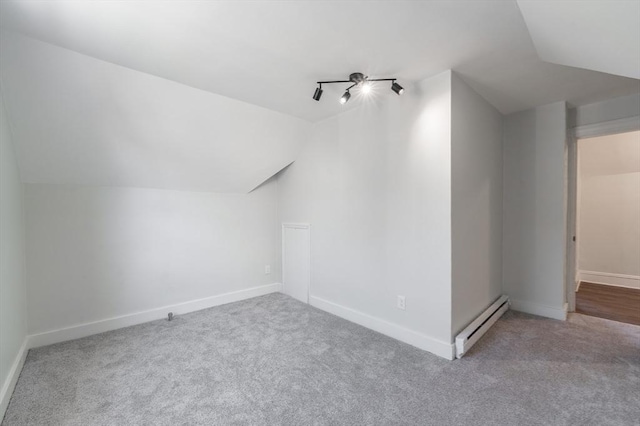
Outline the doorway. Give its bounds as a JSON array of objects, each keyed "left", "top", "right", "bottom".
[
  {"left": 282, "top": 223, "right": 311, "bottom": 303},
  {"left": 572, "top": 130, "right": 640, "bottom": 325}
]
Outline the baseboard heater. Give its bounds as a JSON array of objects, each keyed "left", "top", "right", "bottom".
[{"left": 455, "top": 295, "right": 509, "bottom": 359}]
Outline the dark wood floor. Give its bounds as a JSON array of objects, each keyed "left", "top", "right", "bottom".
[{"left": 576, "top": 282, "right": 640, "bottom": 325}]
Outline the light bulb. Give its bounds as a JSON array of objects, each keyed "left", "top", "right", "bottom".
[
  {"left": 391, "top": 81, "right": 404, "bottom": 95},
  {"left": 339, "top": 90, "right": 351, "bottom": 104}
]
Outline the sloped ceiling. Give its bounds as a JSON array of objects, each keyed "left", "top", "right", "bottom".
[
  {"left": 0, "top": 31, "right": 309, "bottom": 193},
  {"left": 518, "top": 1, "right": 640, "bottom": 79},
  {"left": 0, "top": 1, "right": 638, "bottom": 193},
  {"left": 1, "top": 0, "right": 637, "bottom": 122}
]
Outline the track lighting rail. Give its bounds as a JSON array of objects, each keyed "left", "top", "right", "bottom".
[
  {"left": 316, "top": 78, "right": 397, "bottom": 85},
  {"left": 312, "top": 72, "right": 404, "bottom": 103}
]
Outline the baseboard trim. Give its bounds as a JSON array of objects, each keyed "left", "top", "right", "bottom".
[
  {"left": 27, "top": 283, "right": 283, "bottom": 349},
  {"left": 578, "top": 270, "right": 640, "bottom": 290},
  {"left": 309, "top": 296, "right": 455, "bottom": 360},
  {"left": 510, "top": 299, "right": 568, "bottom": 321},
  {"left": 0, "top": 338, "right": 28, "bottom": 421}
]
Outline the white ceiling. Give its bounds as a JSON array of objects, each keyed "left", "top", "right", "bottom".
[
  {"left": 518, "top": 0, "right": 640, "bottom": 80},
  {"left": 0, "top": 30, "right": 309, "bottom": 193},
  {"left": 1, "top": 0, "right": 638, "bottom": 123},
  {"left": 1, "top": 1, "right": 638, "bottom": 193}
]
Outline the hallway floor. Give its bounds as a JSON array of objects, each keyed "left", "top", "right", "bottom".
[{"left": 576, "top": 281, "right": 640, "bottom": 325}]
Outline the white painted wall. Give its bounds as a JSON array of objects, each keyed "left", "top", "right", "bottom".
[
  {"left": 282, "top": 224, "right": 311, "bottom": 303},
  {"left": 450, "top": 73, "right": 503, "bottom": 335},
  {"left": 278, "top": 71, "right": 453, "bottom": 358},
  {"left": 577, "top": 131, "right": 640, "bottom": 287},
  {"left": 0, "top": 90, "right": 27, "bottom": 416},
  {"left": 24, "top": 180, "right": 281, "bottom": 335},
  {"left": 572, "top": 93, "right": 640, "bottom": 127},
  {"left": 0, "top": 30, "right": 310, "bottom": 194},
  {"left": 517, "top": 1, "right": 640, "bottom": 80},
  {"left": 503, "top": 102, "right": 568, "bottom": 319}
]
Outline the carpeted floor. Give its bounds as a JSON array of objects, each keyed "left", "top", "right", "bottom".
[{"left": 3, "top": 293, "right": 639, "bottom": 425}]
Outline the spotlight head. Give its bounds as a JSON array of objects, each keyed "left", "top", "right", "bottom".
[
  {"left": 339, "top": 90, "right": 351, "bottom": 105},
  {"left": 312, "top": 86, "right": 323, "bottom": 101},
  {"left": 391, "top": 81, "right": 404, "bottom": 95},
  {"left": 361, "top": 81, "right": 371, "bottom": 94}
]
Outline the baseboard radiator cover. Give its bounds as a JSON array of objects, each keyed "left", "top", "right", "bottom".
[{"left": 455, "top": 295, "right": 509, "bottom": 359}]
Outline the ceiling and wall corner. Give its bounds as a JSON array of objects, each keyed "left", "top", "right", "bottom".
[
  {"left": 278, "top": 70, "right": 455, "bottom": 355},
  {"left": 517, "top": 0, "right": 640, "bottom": 79},
  {"left": 450, "top": 72, "right": 503, "bottom": 337},
  {"left": 1, "top": 1, "right": 637, "bottom": 195},
  {"left": 572, "top": 93, "right": 640, "bottom": 128},
  {"left": 0, "top": 0, "right": 638, "bottom": 357},
  {"left": 0, "top": 30, "right": 310, "bottom": 193},
  {"left": 1, "top": 1, "right": 637, "bottom": 119},
  {"left": 503, "top": 101, "right": 569, "bottom": 318}
]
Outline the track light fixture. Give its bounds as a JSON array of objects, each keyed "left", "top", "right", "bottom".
[
  {"left": 312, "top": 72, "right": 405, "bottom": 104},
  {"left": 339, "top": 90, "right": 351, "bottom": 105},
  {"left": 391, "top": 81, "right": 404, "bottom": 95},
  {"left": 313, "top": 85, "right": 323, "bottom": 101}
]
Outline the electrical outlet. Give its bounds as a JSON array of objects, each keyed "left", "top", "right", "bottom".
[
  {"left": 265, "top": 265, "right": 271, "bottom": 275},
  {"left": 397, "top": 295, "right": 406, "bottom": 310}
]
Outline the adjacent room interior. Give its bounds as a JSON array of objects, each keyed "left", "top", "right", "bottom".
[
  {"left": 0, "top": 1, "right": 639, "bottom": 425},
  {"left": 575, "top": 131, "right": 640, "bottom": 325}
]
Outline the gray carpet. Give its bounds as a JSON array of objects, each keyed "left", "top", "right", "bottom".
[{"left": 3, "top": 293, "right": 639, "bottom": 425}]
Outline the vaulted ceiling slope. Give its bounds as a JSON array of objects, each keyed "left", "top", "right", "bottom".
[
  {"left": 0, "top": 1, "right": 638, "bottom": 194},
  {"left": 1, "top": 0, "right": 638, "bottom": 123},
  {"left": 518, "top": 1, "right": 640, "bottom": 80},
  {"left": 0, "top": 31, "right": 310, "bottom": 193}
]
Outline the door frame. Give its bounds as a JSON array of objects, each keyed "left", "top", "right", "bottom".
[
  {"left": 567, "top": 116, "right": 640, "bottom": 311},
  {"left": 566, "top": 129, "right": 578, "bottom": 312},
  {"left": 281, "top": 223, "right": 311, "bottom": 303}
]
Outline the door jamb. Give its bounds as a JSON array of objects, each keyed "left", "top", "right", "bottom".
[{"left": 567, "top": 116, "right": 640, "bottom": 312}]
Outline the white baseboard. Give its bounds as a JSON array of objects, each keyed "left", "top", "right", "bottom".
[
  {"left": 27, "top": 283, "right": 283, "bottom": 349},
  {"left": 510, "top": 299, "right": 568, "bottom": 321},
  {"left": 578, "top": 270, "right": 640, "bottom": 290},
  {"left": 309, "top": 296, "right": 455, "bottom": 360},
  {"left": 0, "top": 338, "right": 28, "bottom": 421}
]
